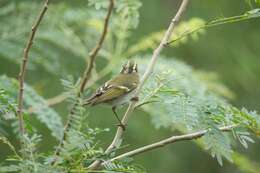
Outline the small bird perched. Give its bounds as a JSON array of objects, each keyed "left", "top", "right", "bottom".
[{"left": 84, "top": 60, "right": 140, "bottom": 130}]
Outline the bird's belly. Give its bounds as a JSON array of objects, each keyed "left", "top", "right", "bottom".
[{"left": 108, "top": 89, "right": 136, "bottom": 107}]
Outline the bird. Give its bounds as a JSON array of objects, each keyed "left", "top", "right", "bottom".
[{"left": 84, "top": 60, "right": 140, "bottom": 130}]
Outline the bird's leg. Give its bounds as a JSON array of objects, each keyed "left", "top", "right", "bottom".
[
  {"left": 131, "top": 96, "right": 139, "bottom": 102},
  {"left": 112, "top": 106, "right": 126, "bottom": 131}
]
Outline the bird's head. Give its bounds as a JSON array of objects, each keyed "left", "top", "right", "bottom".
[{"left": 120, "top": 60, "right": 138, "bottom": 74}]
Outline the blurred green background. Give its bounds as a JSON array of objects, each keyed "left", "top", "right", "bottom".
[{"left": 0, "top": 0, "right": 260, "bottom": 172}]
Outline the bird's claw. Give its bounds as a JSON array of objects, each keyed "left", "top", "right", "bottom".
[
  {"left": 131, "top": 96, "right": 139, "bottom": 102},
  {"left": 116, "top": 123, "right": 127, "bottom": 131}
]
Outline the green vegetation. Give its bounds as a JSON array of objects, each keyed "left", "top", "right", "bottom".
[{"left": 0, "top": 0, "right": 259, "bottom": 172}]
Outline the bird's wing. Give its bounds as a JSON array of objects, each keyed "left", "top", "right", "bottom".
[{"left": 85, "top": 84, "right": 132, "bottom": 106}]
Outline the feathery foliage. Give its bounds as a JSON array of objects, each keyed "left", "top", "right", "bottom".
[
  {"left": 0, "top": 75, "right": 63, "bottom": 139},
  {"left": 137, "top": 56, "right": 259, "bottom": 165},
  {"left": 0, "top": 0, "right": 260, "bottom": 172}
]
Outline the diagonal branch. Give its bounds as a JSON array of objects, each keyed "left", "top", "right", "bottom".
[
  {"left": 166, "top": 9, "right": 260, "bottom": 46},
  {"left": 105, "top": 125, "right": 236, "bottom": 163},
  {"left": 51, "top": 0, "right": 114, "bottom": 165},
  {"left": 17, "top": 0, "right": 50, "bottom": 136},
  {"left": 79, "top": 0, "right": 114, "bottom": 93},
  {"left": 87, "top": 0, "right": 190, "bottom": 170}
]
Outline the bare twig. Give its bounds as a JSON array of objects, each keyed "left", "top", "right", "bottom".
[
  {"left": 17, "top": 0, "right": 50, "bottom": 135},
  {"left": 88, "top": 0, "right": 190, "bottom": 170},
  {"left": 105, "top": 125, "right": 236, "bottom": 163},
  {"left": 51, "top": 0, "right": 114, "bottom": 165},
  {"left": 79, "top": 0, "right": 114, "bottom": 93}
]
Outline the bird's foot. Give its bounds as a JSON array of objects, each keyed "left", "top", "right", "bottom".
[
  {"left": 116, "top": 123, "right": 127, "bottom": 131},
  {"left": 131, "top": 96, "right": 139, "bottom": 102}
]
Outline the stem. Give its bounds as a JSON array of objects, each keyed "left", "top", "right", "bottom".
[
  {"left": 17, "top": 0, "right": 50, "bottom": 136},
  {"left": 167, "top": 10, "right": 259, "bottom": 45},
  {"left": 87, "top": 0, "right": 190, "bottom": 170},
  {"left": 51, "top": 0, "right": 114, "bottom": 165},
  {"left": 106, "top": 125, "right": 236, "bottom": 163}
]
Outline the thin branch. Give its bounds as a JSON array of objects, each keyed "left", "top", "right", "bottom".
[
  {"left": 51, "top": 0, "right": 114, "bottom": 165},
  {"left": 79, "top": 0, "right": 114, "bottom": 93},
  {"left": 17, "top": 0, "right": 50, "bottom": 136},
  {"left": 106, "top": 125, "right": 236, "bottom": 163},
  {"left": 87, "top": 0, "right": 190, "bottom": 170},
  {"left": 167, "top": 8, "right": 260, "bottom": 45}
]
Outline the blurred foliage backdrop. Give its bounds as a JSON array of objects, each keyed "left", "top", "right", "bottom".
[{"left": 0, "top": 0, "right": 260, "bottom": 172}]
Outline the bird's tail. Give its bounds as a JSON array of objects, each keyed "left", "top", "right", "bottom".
[
  {"left": 83, "top": 95, "right": 97, "bottom": 106},
  {"left": 83, "top": 98, "right": 92, "bottom": 106}
]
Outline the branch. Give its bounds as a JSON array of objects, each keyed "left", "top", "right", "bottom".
[
  {"left": 51, "top": 0, "right": 114, "bottom": 165},
  {"left": 167, "top": 8, "right": 260, "bottom": 45},
  {"left": 17, "top": 0, "right": 50, "bottom": 136},
  {"left": 79, "top": 0, "right": 114, "bottom": 93},
  {"left": 87, "top": 0, "right": 190, "bottom": 170},
  {"left": 105, "top": 125, "right": 236, "bottom": 163}
]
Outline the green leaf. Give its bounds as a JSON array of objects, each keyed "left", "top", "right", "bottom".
[
  {"left": 0, "top": 165, "right": 20, "bottom": 172},
  {"left": 246, "top": 8, "right": 260, "bottom": 17},
  {"left": 203, "top": 128, "right": 233, "bottom": 166},
  {"left": 88, "top": 0, "right": 109, "bottom": 10},
  {"left": 0, "top": 88, "right": 16, "bottom": 120},
  {"left": 23, "top": 84, "right": 64, "bottom": 139},
  {"left": 235, "top": 131, "right": 255, "bottom": 149},
  {"left": 0, "top": 135, "right": 21, "bottom": 159}
]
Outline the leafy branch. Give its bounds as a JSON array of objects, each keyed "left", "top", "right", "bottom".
[
  {"left": 167, "top": 8, "right": 260, "bottom": 45},
  {"left": 87, "top": 0, "right": 190, "bottom": 170},
  {"left": 51, "top": 0, "right": 114, "bottom": 165},
  {"left": 17, "top": 0, "right": 50, "bottom": 136},
  {"left": 79, "top": 0, "right": 115, "bottom": 93},
  {"left": 106, "top": 125, "right": 236, "bottom": 164},
  {"left": 0, "top": 136, "right": 22, "bottom": 160}
]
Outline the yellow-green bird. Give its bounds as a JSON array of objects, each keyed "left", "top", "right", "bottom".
[{"left": 84, "top": 60, "right": 140, "bottom": 130}]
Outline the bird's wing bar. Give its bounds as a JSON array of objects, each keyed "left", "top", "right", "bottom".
[{"left": 85, "top": 85, "right": 131, "bottom": 105}]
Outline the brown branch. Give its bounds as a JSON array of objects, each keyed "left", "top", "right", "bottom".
[
  {"left": 105, "top": 125, "right": 236, "bottom": 163},
  {"left": 51, "top": 0, "right": 114, "bottom": 165},
  {"left": 79, "top": 0, "right": 114, "bottom": 93},
  {"left": 17, "top": 0, "right": 50, "bottom": 136},
  {"left": 87, "top": 0, "right": 190, "bottom": 170}
]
